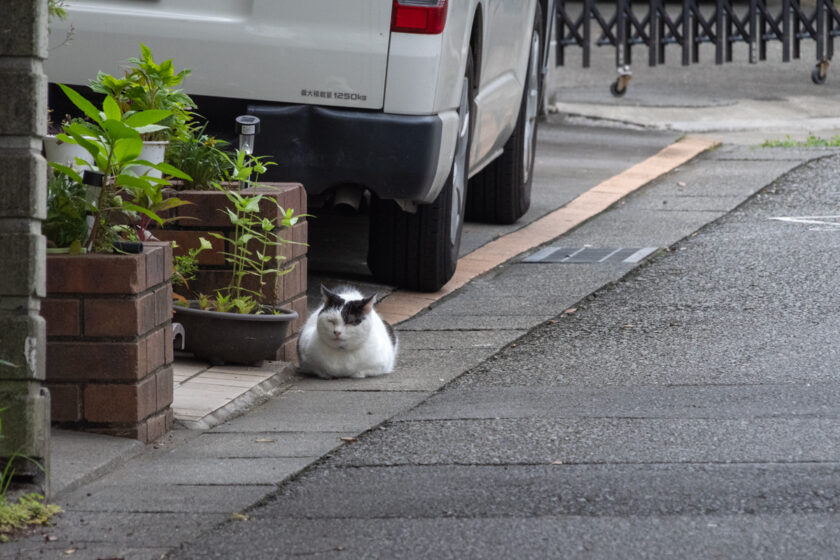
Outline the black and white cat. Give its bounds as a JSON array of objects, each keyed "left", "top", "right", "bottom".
[{"left": 297, "top": 285, "right": 398, "bottom": 379}]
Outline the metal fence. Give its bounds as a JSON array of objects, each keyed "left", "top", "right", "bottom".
[{"left": 556, "top": 0, "right": 840, "bottom": 95}]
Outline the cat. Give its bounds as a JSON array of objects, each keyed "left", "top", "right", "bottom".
[{"left": 297, "top": 285, "right": 398, "bottom": 379}]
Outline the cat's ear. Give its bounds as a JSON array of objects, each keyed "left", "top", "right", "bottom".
[
  {"left": 360, "top": 295, "right": 376, "bottom": 315},
  {"left": 320, "top": 285, "right": 343, "bottom": 307}
]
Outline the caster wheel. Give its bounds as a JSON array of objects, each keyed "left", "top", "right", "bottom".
[
  {"left": 610, "top": 80, "right": 627, "bottom": 97},
  {"left": 812, "top": 66, "right": 827, "bottom": 85}
]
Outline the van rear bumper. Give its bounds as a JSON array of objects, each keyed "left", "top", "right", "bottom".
[{"left": 248, "top": 104, "right": 444, "bottom": 203}]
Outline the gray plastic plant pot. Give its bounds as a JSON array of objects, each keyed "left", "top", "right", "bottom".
[{"left": 173, "top": 302, "right": 298, "bottom": 365}]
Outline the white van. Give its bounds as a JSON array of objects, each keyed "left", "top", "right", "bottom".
[{"left": 46, "top": 0, "right": 555, "bottom": 291}]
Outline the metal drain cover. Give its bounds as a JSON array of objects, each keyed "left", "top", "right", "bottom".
[{"left": 523, "top": 247, "right": 658, "bottom": 264}]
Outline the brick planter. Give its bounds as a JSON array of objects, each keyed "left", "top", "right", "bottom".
[
  {"left": 154, "top": 183, "right": 308, "bottom": 362},
  {"left": 42, "top": 242, "right": 175, "bottom": 443}
]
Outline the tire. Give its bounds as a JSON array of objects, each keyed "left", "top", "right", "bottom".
[
  {"left": 367, "top": 52, "right": 474, "bottom": 292},
  {"left": 465, "top": 3, "right": 543, "bottom": 225}
]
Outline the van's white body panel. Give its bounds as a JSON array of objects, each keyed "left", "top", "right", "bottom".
[
  {"left": 46, "top": 0, "right": 393, "bottom": 110},
  {"left": 45, "top": 0, "right": 552, "bottom": 203}
]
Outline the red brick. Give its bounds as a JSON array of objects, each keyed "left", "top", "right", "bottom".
[
  {"left": 47, "top": 340, "right": 146, "bottom": 382},
  {"left": 41, "top": 298, "right": 80, "bottom": 337},
  {"left": 47, "top": 253, "right": 147, "bottom": 295},
  {"left": 277, "top": 336, "right": 298, "bottom": 363},
  {"left": 83, "top": 293, "right": 155, "bottom": 338},
  {"left": 289, "top": 295, "right": 307, "bottom": 335},
  {"left": 145, "top": 411, "right": 168, "bottom": 443},
  {"left": 156, "top": 366, "right": 173, "bottom": 409},
  {"left": 143, "top": 242, "right": 170, "bottom": 288},
  {"left": 154, "top": 284, "right": 173, "bottom": 327},
  {"left": 280, "top": 261, "right": 301, "bottom": 302},
  {"left": 146, "top": 327, "right": 166, "bottom": 373},
  {"left": 163, "top": 323, "right": 174, "bottom": 364},
  {"left": 172, "top": 190, "right": 234, "bottom": 228},
  {"left": 292, "top": 222, "right": 308, "bottom": 259},
  {"left": 48, "top": 383, "right": 82, "bottom": 422},
  {"left": 83, "top": 375, "right": 157, "bottom": 423}
]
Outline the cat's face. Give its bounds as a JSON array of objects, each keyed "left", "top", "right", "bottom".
[{"left": 316, "top": 287, "right": 375, "bottom": 350}]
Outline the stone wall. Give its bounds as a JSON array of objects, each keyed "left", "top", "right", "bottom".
[{"left": 0, "top": 0, "right": 51, "bottom": 482}]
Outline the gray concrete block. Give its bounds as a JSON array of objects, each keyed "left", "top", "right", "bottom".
[
  {"left": 50, "top": 429, "right": 144, "bottom": 497},
  {"left": 0, "top": 232, "right": 46, "bottom": 296},
  {"left": 0, "top": 70, "right": 47, "bottom": 136},
  {"left": 0, "top": 150, "right": 46, "bottom": 218},
  {"left": 60, "top": 482, "right": 274, "bottom": 514},
  {"left": 0, "top": 311, "right": 45, "bottom": 380},
  {"left": 0, "top": 384, "right": 49, "bottom": 472},
  {"left": 93, "top": 455, "right": 314, "bottom": 486},
  {"left": 7, "top": 511, "right": 225, "bottom": 559},
  {"left": 165, "top": 431, "right": 346, "bottom": 459},
  {"left": 212, "top": 390, "right": 429, "bottom": 433},
  {"left": 291, "top": 348, "right": 492, "bottom": 392},
  {"left": 0, "top": 0, "right": 48, "bottom": 58},
  {"left": 397, "top": 329, "right": 527, "bottom": 351}
]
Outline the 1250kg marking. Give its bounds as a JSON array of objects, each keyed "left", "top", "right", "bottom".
[{"left": 301, "top": 89, "right": 367, "bottom": 101}]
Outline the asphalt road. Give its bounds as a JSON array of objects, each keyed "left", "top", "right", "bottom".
[
  {"left": 165, "top": 6, "right": 840, "bottom": 556},
  {"left": 169, "top": 138, "right": 840, "bottom": 558}
]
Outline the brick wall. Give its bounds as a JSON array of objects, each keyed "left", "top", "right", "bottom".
[
  {"left": 154, "top": 183, "right": 308, "bottom": 362},
  {"left": 42, "top": 242, "right": 175, "bottom": 443}
]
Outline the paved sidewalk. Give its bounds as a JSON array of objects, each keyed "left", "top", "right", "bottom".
[{"left": 7, "top": 137, "right": 838, "bottom": 558}]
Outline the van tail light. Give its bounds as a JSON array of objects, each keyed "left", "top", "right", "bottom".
[{"left": 391, "top": 0, "right": 448, "bottom": 34}]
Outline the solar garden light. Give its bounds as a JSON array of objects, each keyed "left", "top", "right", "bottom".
[
  {"left": 235, "top": 115, "right": 261, "bottom": 190},
  {"left": 235, "top": 115, "right": 260, "bottom": 156}
]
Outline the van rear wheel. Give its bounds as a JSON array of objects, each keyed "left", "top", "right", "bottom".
[
  {"left": 367, "top": 52, "right": 474, "bottom": 292},
  {"left": 466, "top": 4, "right": 543, "bottom": 225}
]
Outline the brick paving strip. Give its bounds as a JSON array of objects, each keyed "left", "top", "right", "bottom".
[
  {"left": 376, "top": 135, "right": 719, "bottom": 325},
  {"left": 170, "top": 135, "right": 718, "bottom": 427}
]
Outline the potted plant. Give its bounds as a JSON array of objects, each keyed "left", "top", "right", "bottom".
[
  {"left": 47, "top": 82, "right": 192, "bottom": 252},
  {"left": 44, "top": 168, "right": 88, "bottom": 254},
  {"left": 45, "top": 44, "right": 194, "bottom": 177},
  {"left": 172, "top": 151, "right": 302, "bottom": 365},
  {"left": 41, "top": 84, "right": 196, "bottom": 442}
]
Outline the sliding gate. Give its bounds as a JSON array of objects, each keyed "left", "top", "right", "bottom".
[{"left": 555, "top": 0, "right": 840, "bottom": 95}]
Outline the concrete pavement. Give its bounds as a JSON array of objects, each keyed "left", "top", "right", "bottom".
[
  {"left": 168, "top": 146, "right": 840, "bottom": 560},
  {"left": 9, "top": 30, "right": 840, "bottom": 557},
  {"left": 8, "top": 134, "right": 839, "bottom": 558}
]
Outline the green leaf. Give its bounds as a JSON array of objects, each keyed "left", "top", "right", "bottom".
[
  {"left": 152, "top": 161, "right": 192, "bottom": 181},
  {"left": 60, "top": 129, "right": 102, "bottom": 163},
  {"left": 47, "top": 163, "right": 83, "bottom": 185},
  {"left": 103, "top": 119, "right": 140, "bottom": 141},
  {"left": 103, "top": 95, "right": 121, "bottom": 121},
  {"left": 121, "top": 202, "right": 164, "bottom": 226},
  {"left": 198, "top": 237, "right": 213, "bottom": 250},
  {"left": 134, "top": 124, "right": 169, "bottom": 135},
  {"left": 124, "top": 109, "right": 172, "bottom": 128},
  {"left": 242, "top": 196, "right": 262, "bottom": 214},
  {"left": 113, "top": 137, "right": 143, "bottom": 163},
  {"left": 116, "top": 173, "right": 155, "bottom": 192},
  {"left": 154, "top": 197, "right": 192, "bottom": 212},
  {"left": 57, "top": 83, "right": 102, "bottom": 125}
]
